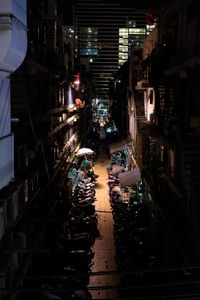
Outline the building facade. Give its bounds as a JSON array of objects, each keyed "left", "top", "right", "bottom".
[
  {"left": 128, "top": 0, "right": 200, "bottom": 264},
  {"left": 0, "top": 0, "right": 88, "bottom": 297},
  {"left": 73, "top": 0, "right": 152, "bottom": 101}
]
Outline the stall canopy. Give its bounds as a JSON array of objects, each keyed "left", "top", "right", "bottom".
[
  {"left": 119, "top": 168, "right": 141, "bottom": 187},
  {"left": 109, "top": 140, "right": 127, "bottom": 154}
]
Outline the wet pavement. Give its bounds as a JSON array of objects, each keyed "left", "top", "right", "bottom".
[{"left": 89, "top": 138, "right": 120, "bottom": 299}]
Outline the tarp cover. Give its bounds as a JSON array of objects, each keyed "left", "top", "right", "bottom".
[
  {"left": 109, "top": 140, "right": 127, "bottom": 154},
  {"left": 112, "top": 165, "right": 125, "bottom": 174},
  {"left": 119, "top": 168, "right": 141, "bottom": 187}
]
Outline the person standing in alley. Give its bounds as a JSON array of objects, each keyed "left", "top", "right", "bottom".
[{"left": 81, "top": 155, "right": 92, "bottom": 178}]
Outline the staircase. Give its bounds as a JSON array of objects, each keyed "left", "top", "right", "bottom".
[{"left": 135, "top": 93, "right": 147, "bottom": 132}]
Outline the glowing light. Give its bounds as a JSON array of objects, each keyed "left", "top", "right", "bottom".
[
  {"left": 74, "top": 73, "right": 80, "bottom": 89},
  {"left": 76, "top": 73, "right": 80, "bottom": 83},
  {"left": 75, "top": 98, "right": 85, "bottom": 108},
  {"left": 68, "top": 87, "right": 73, "bottom": 105}
]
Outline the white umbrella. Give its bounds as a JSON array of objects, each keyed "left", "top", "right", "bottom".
[
  {"left": 119, "top": 168, "right": 141, "bottom": 187},
  {"left": 76, "top": 147, "right": 94, "bottom": 157}
]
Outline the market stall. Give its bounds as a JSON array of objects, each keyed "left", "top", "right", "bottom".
[{"left": 109, "top": 140, "right": 128, "bottom": 169}]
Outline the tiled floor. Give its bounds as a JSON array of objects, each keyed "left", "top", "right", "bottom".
[{"left": 89, "top": 146, "right": 120, "bottom": 299}]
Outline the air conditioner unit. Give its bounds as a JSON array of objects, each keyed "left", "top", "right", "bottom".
[
  {"left": 3, "top": 189, "right": 19, "bottom": 228},
  {"left": 0, "top": 205, "right": 5, "bottom": 241}
]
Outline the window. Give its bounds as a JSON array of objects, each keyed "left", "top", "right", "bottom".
[
  {"left": 80, "top": 48, "right": 98, "bottom": 56},
  {"left": 119, "top": 28, "right": 128, "bottom": 34},
  {"left": 119, "top": 28, "right": 128, "bottom": 38},
  {"left": 126, "top": 20, "right": 136, "bottom": 27},
  {"left": 80, "top": 27, "right": 98, "bottom": 35},
  {"left": 119, "top": 53, "right": 128, "bottom": 60},
  {"left": 119, "top": 38, "right": 128, "bottom": 45},
  {"left": 129, "top": 28, "right": 146, "bottom": 35},
  {"left": 119, "top": 45, "right": 128, "bottom": 52},
  {"left": 118, "top": 59, "right": 127, "bottom": 66},
  {"left": 121, "top": 33, "right": 129, "bottom": 38}
]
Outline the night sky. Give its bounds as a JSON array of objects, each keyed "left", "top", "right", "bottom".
[
  {"left": 62, "top": 0, "right": 165, "bottom": 25},
  {"left": 62, "top": 0, "right": 73, "bottom": 24}
]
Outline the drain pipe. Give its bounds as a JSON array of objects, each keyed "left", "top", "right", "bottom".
[
  {"left": 0, "top": 2, "right": 27, "bottom": 297},
  {"left": 0, "top": 0, "right": 27, "bottom": 189}
]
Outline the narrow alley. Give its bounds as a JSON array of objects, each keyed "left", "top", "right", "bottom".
[{"left": 89, "top": 130, "right": 120, "bottom": 299}]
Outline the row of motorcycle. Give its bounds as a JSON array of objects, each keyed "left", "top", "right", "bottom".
[
  {"left": 22, "top": 177, "right": 98, "bottom": 300},
  {"left": 55, "top": 177, "right": 99, "bottom": 299},
  {"left": 107, "top": 165, "right": 157, "bottom": 297}
]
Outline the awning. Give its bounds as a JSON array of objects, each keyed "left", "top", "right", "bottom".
[
  {"left": 109, "top": 140, "right": 127, "bottom": 154},
  {"left": 119, "top": 168, "right": 141, "bottom": 187}
]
